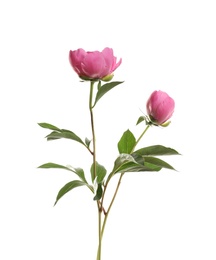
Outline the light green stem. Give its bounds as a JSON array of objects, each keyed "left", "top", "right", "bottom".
[
  {"left": 96, "top": 209, "right": 102, "bottom": 260},
  {"left": 100, "top": 172, "right": 124, "bottom": 238},
  {"left": 96, "top": 124, "right": 151, "bottom": 259},
  {"left": 89, "top": 81, "right": 97, "bottom": 179},
  {"left": 88, "top": 81, "right": 102, "bottom": 260},
  {"left": 131, "top": 124, "right": 150, "bottom": 153}
]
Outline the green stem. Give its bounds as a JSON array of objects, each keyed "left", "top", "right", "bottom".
[
  {"left": 98, "top": 124, "right": 151, "bottom": 253},
  {"left": 100, "top": 172, "right": 124, "bottom": 239},
  {"left": 89, "top": 81, "right": 97, "bottom": 179},
  {"left": 131, "top": 124, "right": 150, "bottom": 153},
  {"left": 88, "top": 81, "right": 102, "bottom": 260},
  {"left": 96, "top": 208, "right": 102, "bottom": 260}
]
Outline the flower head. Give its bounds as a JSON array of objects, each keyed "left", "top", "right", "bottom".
[
  {"left": 69, "top": 47, "right": 122, "bottom": 81},
  {"left": 146, "top": 90, "right": 175, "bottom": 125}
]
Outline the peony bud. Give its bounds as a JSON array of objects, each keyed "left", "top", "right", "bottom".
[{"left": 146, "top": 90, "right": 175, "bottom": 125}]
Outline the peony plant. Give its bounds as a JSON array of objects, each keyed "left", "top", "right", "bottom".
[{"left": 38, "top": 47, "right": 180, "bottom": 260}]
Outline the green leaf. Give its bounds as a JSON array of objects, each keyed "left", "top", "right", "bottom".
[
  {"left": 112, "top": 154, "right": 134, "bottom": 173},
  {"left": 54, "top": 180, "right": 86, "bottom": 205},
  {"left": 46, "top": 129, "right": 85, "bottom": 145},
  {"left": 117, "top": 161, "right": 161, "bottom": 173},
  {"left": 91, "top": 162, "right": 107, "bottom": 183},
  {"left": 93, "top": 81, "right": 123, "bottom": 106},
  {"left": 112, "top": 154, "right": 161, "bottom": 174},
  {"left": 144, "top": 156, "right": 176, "bottom": 170},
  {"left": 134, "top": 145, "right": 180, "bottom": 156},
  {"left": 38, "top": 162, "right": 87, "bottom": 183},
  {"left": 38, "top": 122, "right": 61, "bottom": 131},
  {"left": 85, "top": 137, "right": 91, "bottom": 148},
  {"left": 118, "top": 130, "right": 136, "bottom": 154},
  {"left": 131, "top": 153, "right": 145, "bottom": 165},
  {"left": 93, "top": 183, "right": 103, "bottom": 201},
  {"left": 73, "top": 167, "right": 88, "bottom": 183},
  {"left": 136, "top": 116, "right": 146, "bottom": 125},
  {"left": 45, "top": 131, "right": 61, "bottom": 140},
  {"left": 97, "top": 80, "right": 102, "bottom": 90},
  {"left": 38, "top": 122, "right": 86, "bottom": 146}
]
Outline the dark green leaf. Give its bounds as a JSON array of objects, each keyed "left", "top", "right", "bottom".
[
  {"left": 38, "top": 163, "right": 87, "bottom": 183},
  {"left": 93, "top": 81, "right": 124, "bottom": 106},
  {"left": 134, "top": 145, "right": 180, "bottom": 156},
  {"left": 97, "top": 80, "right": 102, "bottom": 90},
  {"left": 112, "top": 154, "right": 137, "bottom": 173},
  {"left": 93, "top": 183, "right": 103, "bottom": 201},
  {"left": 131, "top": 153, "right": 145, "bottom": 165},
  {"left": 91, "top": 162, "right": 107, "bottom": 183},
  {"left": 38, "top": 162, "right": 68, "bottom": 170},
  {"left": 73, "top": 167, "right": 87, "bottom": 183},
  {"left": 44, "top": 131, "right": 60, "bottom": 140},
  {"left": 38, "top": 122, "right": 61, "bottom": 131},
  {"left": 144, "top": 156, "right": 176, "bottom": 170},
  {"left": 38, "top": 122, "right": 86, "bottom": 147},
  {"left": 116, "top": 161, "right": 161, "bottom": 173},
  {"left": 118, "top": 129, "right": 136, "bottom": 154},
  {"left": 54, "top": 180, "right": 86, "bottom": 205},
  {"left": 46, "top": 129, "right": 85, "bottom": 145},
  {"left": 112, "top": 154, "right": 161, "bottom": 174}
]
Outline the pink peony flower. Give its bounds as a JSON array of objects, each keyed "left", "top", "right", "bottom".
[
  {"left": 69, "top": 47, "right": 122, "bottom": 81},
  {"left": 146, "top": 90, "right": 175, "bottom": 125}
]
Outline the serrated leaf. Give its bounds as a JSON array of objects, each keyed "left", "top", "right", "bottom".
[
  {"left": 93, "top": 183, "right": 103, "bottom": 201},
  {"left": 134, "top": 145, "right": 180, "bottom": 156},
  {"left": 93, "top": 81, "right": 123, "bottom": 106},
  {"left": 54, "top": 180, "right": 86, "bottom": 205},
  {"left": 118, "top": 129, "right": 136, "bottom": 154},
  {"left": 38, "top": 122, "right": 61, "bottom": 131},
  {"left": 38, "top": 163, "right": 87, "bottom": 183},
  {"left": 91, "top": 162, "right": 107, "bottom": 183},
  {"left": 144, "top": 156, "right": 176, "bottom": 170}
]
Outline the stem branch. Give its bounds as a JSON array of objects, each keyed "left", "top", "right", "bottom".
[
  {"left": 98, "top": 124, "right": 151, "bottom": 256},
  {"left": 100, "top": 172, "right": 124, "bottom": 239}
]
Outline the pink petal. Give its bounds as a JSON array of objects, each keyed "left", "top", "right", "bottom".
[
  {"left": 69, "top": 49, "right": 86, "bottom": 75},
  {"left": 81, "top": 51, "right": 106, "bottom": 78}
]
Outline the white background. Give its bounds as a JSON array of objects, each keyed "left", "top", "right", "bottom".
[{"left": 1, "top": 0, "right": 216, "bottom": 259}]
